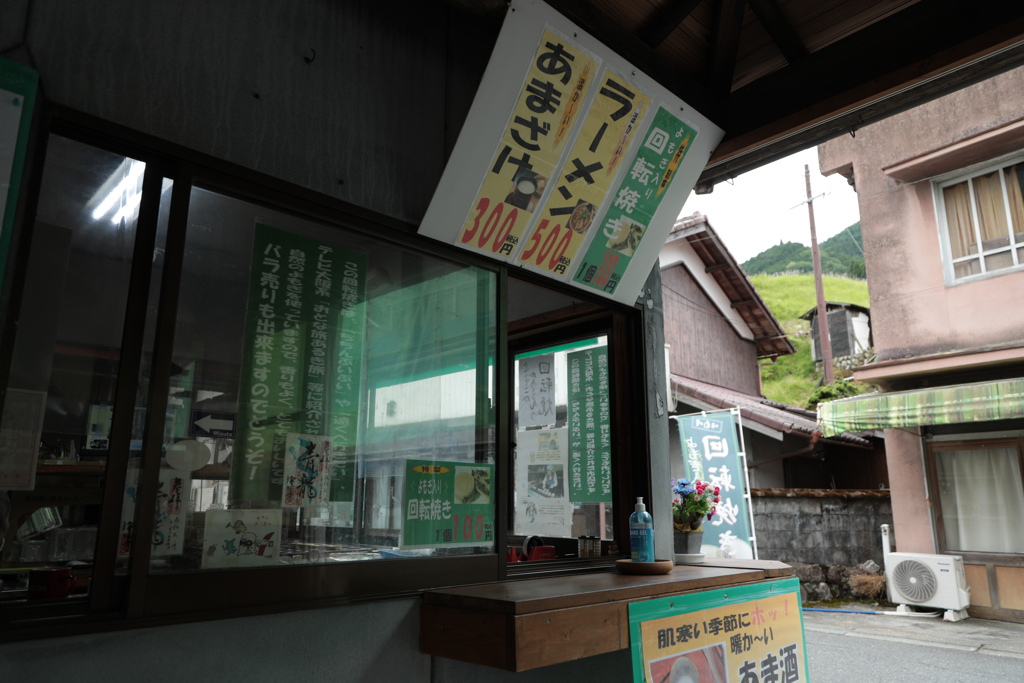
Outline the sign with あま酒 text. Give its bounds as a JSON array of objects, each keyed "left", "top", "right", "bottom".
[{"left": 418, "top": 0, "right": 723, "bottom": 304}]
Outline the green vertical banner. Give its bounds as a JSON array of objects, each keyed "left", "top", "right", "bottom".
[
  {"left": 0, "top": 58, "right": 38, "bottom": 296},
  {"left": 402, "top": 460, "right": 494, "bottom": 549},
  {"left": 567, "top": 347, "right": 611, "bottom": 503},
  {"left": 573, "top": 107, "right": 698, "bottom": 295},
  {"left": 232, "top": 223, "right": 365, "bottom": 506},
  {"left": 674, "top": 410, "right": 755, "bottom": 559}
]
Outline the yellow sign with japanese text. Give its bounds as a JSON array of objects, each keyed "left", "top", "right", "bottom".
[
  {"left": 456, "top": 30, "right": 598, "bottom": 257},
  {"left": 630, "top": 578, "right": 809, "bottom": 683},
  {"left": 517, "top": 69, "right": 649, "bottom": 274}
]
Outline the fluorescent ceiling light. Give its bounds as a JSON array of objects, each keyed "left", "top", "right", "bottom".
[{"left": 91, "top": 160, "right": 146, "bottom": 221}]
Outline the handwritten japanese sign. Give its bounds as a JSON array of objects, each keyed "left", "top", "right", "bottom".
[
  {"left": 402, "top": 460, "right": 494, "bottom": 550},
  {"left": 573, "top": 107, "right": 697, "bottom": 294},
  {"left": 567, "top": 346, "right": 611, "bottom": 503},
  {"left": 152, "top": 469, "right": 189, "bottom": 557},
  {"left": 518, "top": 353, "right": 556, "bottom": 428},
  {"left": 201, "top": 509, "right": 282, "bottom": 569},
  {"left": 231, "top": 223, "right": 366, "bottom": 507},
  {"left": 419, "top": 1, "right": 723, "bottom": 304},
  {"left": 630, "top": 578, "right": 808, "bottom": 683},
  {"left": 0, "top": 388, "right": 45, "bottom": 490},
  {"left": 675, "top": 410, "right": 755, "bottom": 559},
  {"left": 282, "top": 432, "right": 331, "bottom": 509}
]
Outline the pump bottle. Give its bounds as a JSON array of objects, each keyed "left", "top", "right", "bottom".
[{"left": 629, "top": 497, "right": 654, "bottom": 562}]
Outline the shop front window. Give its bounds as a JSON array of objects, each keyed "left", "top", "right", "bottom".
[{"left": 151, "top": 187, "right": 496, "bottom": 572}]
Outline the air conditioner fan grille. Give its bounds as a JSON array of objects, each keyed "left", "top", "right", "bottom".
[{"left": 892, "top": 559, "right": 937, "bottom": 603}]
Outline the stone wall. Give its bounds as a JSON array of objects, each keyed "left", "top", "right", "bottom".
[
  {"left": 814, "top": 349, "right": 876, "bottom": 375},
  {"left": 751, "top": 489, "right": 893, "bottom": 567}
]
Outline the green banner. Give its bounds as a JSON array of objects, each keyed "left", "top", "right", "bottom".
[
  {"left": 675, "top": 410, "right": 754, "bottom": 559},
  {"left": 573, "top": 107, "right": 698, "bottom": 294},
  {"left": 402, "top": 460, "right": 494, "bottom": 549},
  {"left": 0, "top": 58, "right": 38, "bottom": 297},
  {"left": 567, "top": 347, "right": 611, "bottom": 503},
  {"left": 629, "top": 578, "right": 809, "bottom": 683},
  {"left": 231, "top": 223, "right": 366, "bottom": 505}
]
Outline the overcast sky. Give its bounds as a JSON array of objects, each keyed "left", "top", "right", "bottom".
[{"left": 680, "top": 146, "right": 862, "bottom": 264}]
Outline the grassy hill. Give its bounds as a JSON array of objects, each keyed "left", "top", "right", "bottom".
[
  {"left": 752, "top": 273, "right": 871, "bottom": 407},
  {"left": 742, "top": 222, "right": 865, "bottom": 279}
]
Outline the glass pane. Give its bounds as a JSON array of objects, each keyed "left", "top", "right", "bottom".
[
  {"left": 0, "top": 137, "right": 142, "bottom": 601},
  {"left": 953, "top": 259, "right": 980, "bottom": 279},
  {"left": 972, "top": 171, "right": 1010, "bottom": 247},
  {"left": 151, "top": 188, "right": 496, "bottom": 572},
  {"left": 512, "top": 338, "right": 613, "bottom": 553},
  {"left": 935, "top": 447, "right": 1024, "bottom": 553},
  {"left": 984, "top": 249, "right": 1014, "bottom": 273},
  {"left": 943, "top": 182, "right": 976, "bottom": 259}
]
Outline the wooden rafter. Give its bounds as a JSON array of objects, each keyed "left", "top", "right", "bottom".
[
  {"left": 708, "top": 0, "right": 747, "bottom": 95},
  {"left": 746, "top": 0, "right": 807, "bottom": 64},
  {"left": 637, "top": 0, "right": 703, "bottom": 49}
]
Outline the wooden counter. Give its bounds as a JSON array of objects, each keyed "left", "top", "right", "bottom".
[{"left": 420, "top": 559, "right": 794, "bottom": 672}]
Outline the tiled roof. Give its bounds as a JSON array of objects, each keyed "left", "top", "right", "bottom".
[{"left": 670, "top": 374, "right": 872, "bottom": 447}]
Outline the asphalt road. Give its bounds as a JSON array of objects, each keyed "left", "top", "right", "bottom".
[{"left": 802, "top": 606, "right": 1024, "bottom": 682}]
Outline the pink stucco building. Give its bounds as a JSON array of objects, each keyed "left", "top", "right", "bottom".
[{"left": 819, "top": 67, "right": 1024, "bottom": 623}]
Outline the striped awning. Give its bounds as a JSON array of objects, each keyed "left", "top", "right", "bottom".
[{"left": 818, "top": 378, "right": 1024, "bottom": 437}]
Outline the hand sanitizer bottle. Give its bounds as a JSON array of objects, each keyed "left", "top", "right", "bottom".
[{"left": 629, "top": 497, "right": 654, "bottom": 563}]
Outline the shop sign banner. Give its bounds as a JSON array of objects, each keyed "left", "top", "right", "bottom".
[
  {"left": 152, "top": 469, "right": 189, "bottom": 557},
  {"left": 0, "top": 58, "right": 37, "bottom": 297},
  {"left": 629, "top": 578, "right": 809, "bottom": 683},
  {"left": 514, "top": 428, "right": 572, "bottom": 538},
  {"left": 201, "top": 509, "right": 281, "bottom": 569},
  {"left": 231, "top": 223, "right": 366, "bottom": 508},
  {"left": 518, "top": 352, "right": 556, "bottom": 428},
  {"left": 675, "top": 410, "right": 755, "bottom": 559},
  {"left": 402, "top": 460, "right": 494, "bottom": 549},
  {"left": 567, "top": 346, "right": 611, "bottom": 503},
  {"left": 419, "top": 0, "right": 723, "bottom": 304}
]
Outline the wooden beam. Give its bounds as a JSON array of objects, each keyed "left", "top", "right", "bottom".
[
  {"left": 731, "top": 298, "right": 756, "bottom": 308},
  {"left": 544, "top": 0, "right": 719, "bottom": 117},
  {"left": 700, "top": 0, "right": 1024, "bottom": 186},
  {"left": 746, "top": 0, "right": 807, "bottom": 64},
  {"left": 708, "top": 0, "right": 747, "bottom": 96},
  {"left": 637, "top": 0, "right": 702, "bottom": 49},
  {"left": 705, "top": 262, "right": 731, "bottom": 273}
]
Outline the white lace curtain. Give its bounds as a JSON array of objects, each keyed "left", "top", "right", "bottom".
[{"left": 935, "top": 446, "right": 1024, "bottom": 553}]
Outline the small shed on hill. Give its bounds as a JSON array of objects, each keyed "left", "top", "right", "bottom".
[{"left": 801, "top": 302, "right": 872, "bottom": 363}]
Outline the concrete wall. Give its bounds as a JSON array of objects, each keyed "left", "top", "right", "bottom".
[
  {"left": 752, "top": 491, "right": 893, "bottom": 567},
  {"left": 819, "top": 66, "right": 1024, "bottom": 362}
]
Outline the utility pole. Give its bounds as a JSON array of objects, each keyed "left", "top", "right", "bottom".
[{"left": 805, "top": 164, "right": 835, "bottom": 384}]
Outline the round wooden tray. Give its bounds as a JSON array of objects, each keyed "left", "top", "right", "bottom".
[{"left": 615, "top": 559, "right": 674, "bottom": 575}]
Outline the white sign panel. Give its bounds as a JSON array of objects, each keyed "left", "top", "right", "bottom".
[
  {"left": 518, "top": 353, "right": 556, "bottom": 427},
  {"left": 419, "top": 0, "right": 723, "bottom": 304},
  {"left": 515, "top": 428, "right": 573, "bottom": 538}
]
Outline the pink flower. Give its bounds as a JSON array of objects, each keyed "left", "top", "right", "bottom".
[
  {"left": 714, "top": 497, "right": 720, "bottom": 503},
  {"left": 714, "top": 486, "right": 720, "bottom": 495}
]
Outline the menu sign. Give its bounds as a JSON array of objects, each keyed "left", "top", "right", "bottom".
[
  {"left": 567, "top": 346, "right": 611, "bottom": 503},
  {"left": 402, "top": 460, "right": 495, "bottom": 549},
  {"left": 419, "top": 0, "right": 723, "bottom": 304}
]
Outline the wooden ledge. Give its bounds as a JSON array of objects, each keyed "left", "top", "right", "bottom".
[{"left": 421, "top": 559, "right": 793, "bottom": 672}]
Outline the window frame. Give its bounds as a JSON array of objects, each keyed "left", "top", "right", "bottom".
[
  {"left": 0, "top": 107, "right": 652, "bottom": 634},
  {"left": 933, "top": 153, "right": 1024, "bottom": 285},
  {"left": 925, "top": 435, "right": 1024, "bottom": 567}
]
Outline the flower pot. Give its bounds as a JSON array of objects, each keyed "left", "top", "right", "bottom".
[{"left": 673, "top": 529, "right": 703, "bottom": 555}]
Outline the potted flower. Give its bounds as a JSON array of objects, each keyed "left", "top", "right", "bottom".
[{"left": 671, "top": 477, "right": 719, "bottom": 555}]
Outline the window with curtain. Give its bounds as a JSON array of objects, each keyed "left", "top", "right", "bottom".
[
  {"left": 936, "top": 159, "right": 1024, "bottom": 282},
  {"left": 930, "top": 440, "right": 1024, "bottom": 554}
]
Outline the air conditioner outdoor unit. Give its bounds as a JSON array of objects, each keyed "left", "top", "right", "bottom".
[{"left": 881, "top": 524, "right": 971, "bottom": 622}]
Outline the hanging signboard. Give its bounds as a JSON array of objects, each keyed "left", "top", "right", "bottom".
[
  {"left": 402, "top": 460, "right": 495, "bottom": 549},
  {"left": 674, "top": 409, "right": 757, "bottom": 559},
  {"left": 518, "top": 352, "right": 556, "bottom": 428},
  {"left": 514, "top": 428, "right": 572, "bottom": 538},
  {"left": 231, "top": 223, "right": 366, "bottom": 509},
  {"left": 0, "top": 58, "right": 37, "bottom": 297},
  {"left": 418, "top": 0, "right": 723, "bottom": 304},
  {"left": 566, "top": 346, "right": 611, "bottom": 503},
  {"left": 629, "top": 578, "right": 809, "bottom": 683}
]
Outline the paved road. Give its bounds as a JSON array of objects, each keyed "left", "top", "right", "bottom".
[{"left": 802, "top": 606, "right": 1024, "bottom": 682}]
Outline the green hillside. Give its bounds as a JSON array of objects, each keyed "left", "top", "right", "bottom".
[
  {"left": 742, "top": 223, "right": 865, "bottom": 279},
  {"left": 751, "top": 273, "right": 871, "bottom": 408}
]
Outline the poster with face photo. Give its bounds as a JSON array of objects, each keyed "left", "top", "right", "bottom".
[
  {"left": 514, "top": 428, "right": 572, "bottom": 538},
  {"left": 201, "top": 509, "right": 282, "bottom": 569}
]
